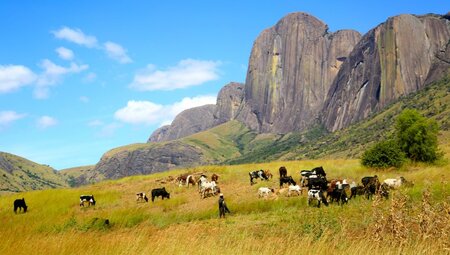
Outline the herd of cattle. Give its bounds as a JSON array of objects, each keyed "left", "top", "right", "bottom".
[
  {"left": 249, "top": 166, "right": 414, "bottom": 208},
  {"left": 11, "top": 166, "right": 414, "bottom": 214}
]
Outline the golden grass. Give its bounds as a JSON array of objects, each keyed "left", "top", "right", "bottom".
[{"left": 0, "top": 156, "right": 449, "bottom": 255}]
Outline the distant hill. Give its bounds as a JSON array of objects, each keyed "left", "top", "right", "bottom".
[
  {"left": 59, "top": 165, "right": 96, "bottom": 187},
  {"left": 0, "top": 152, "right": 68, "bottom": 193}
]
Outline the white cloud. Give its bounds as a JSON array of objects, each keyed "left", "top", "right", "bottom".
[
  {"left": 0, "top": 65, "right": 36, "bottom": 93},
  {"left": 114, "top": 95, "right": 216, "bottom": 126},
  {"left": 104, "top": 41, "right": 132, "bottom": 64},
  {"left": 35, "top": 59, "right": 88, "bottom": 99},
  {"left": 55, "top": 47, "right": 74, "bottom": 60},
  {"left": 129, "top": 59, "right": 220, "bottom": 91},
  {"left": 52, "top": 27, "right": 98, "bottom": 48},
  {"left": 36, "top": 115, "right": 58, "bottom": 129},
  {"left": 0, "top": 111, "right": 27, "bottom": 127},
  {"left": 114, "top": 100, "right": 164, "bottom": 125}
]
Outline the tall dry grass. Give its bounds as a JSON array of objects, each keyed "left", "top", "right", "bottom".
[{"left": 0, "top": 158, "right": 449, "bottom": 255}]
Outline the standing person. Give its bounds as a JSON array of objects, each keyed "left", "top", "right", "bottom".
[{"left": 218, "top": 193, "right": 230, "bottom": 218}]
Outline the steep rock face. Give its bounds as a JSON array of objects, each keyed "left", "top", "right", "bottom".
[
  {"left": 237, "top": 12, "right": 361, "bottom": 133},
  {"left": 322, "top": 14, "right": 450, "bottom": 131},
  {"left": 94, "top": 142, "right": 204, "bottom": 181},
  {"left": 147, "top": 125, "right": 170, "bottom": 143},
  {"left": 148, "top": 82, "right": 244, "bottom": 142},
  {"left": 213, "top": 82, "right": 245, "bottom": 124},
  {"left": 148, "top": 105, "right": 216, "bottom": 142}
]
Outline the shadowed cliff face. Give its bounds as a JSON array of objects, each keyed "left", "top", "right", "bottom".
[
  {"left": 94, "top": 142, "right": 204, "bottom": 180},
  {"left": 236, "top": 12, "right": 361, "bottom": 133},
  {"left": 322, "top": 14, "right": 450, "bottom": 132}
]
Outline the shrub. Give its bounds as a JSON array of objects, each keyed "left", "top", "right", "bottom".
[
  {"left": 396, "top": 109, "right": 439, "bottom": 162},
  {"left": 361, "top": 140, "right": 406, "bottom": 168}
]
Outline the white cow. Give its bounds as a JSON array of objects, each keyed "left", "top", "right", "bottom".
[
  {"left": 383, "top": 177, "right": 412, "bottom": 189},
  {"left": 288, "top": 185, "right": 302, "bottom": 196},
  {"left": 200, "top": 180, "right": 217, "bottom": 199},
  {"left": 258, "top": 187, "right": 274, "bottom": 198}
]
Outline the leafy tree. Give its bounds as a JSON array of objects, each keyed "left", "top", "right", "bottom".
[
  {"left": 396, "top": 109, "right": 439, "bottom": 162},
  {"left": 361, "top": 140, "right": 406, "bottom": 168}
]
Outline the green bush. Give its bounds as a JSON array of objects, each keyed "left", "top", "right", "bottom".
[
  {"left": 396, "top": 109, "right": 439, "bottom": 162},
  {"left": 361, "top": 140, "right": 406, "bottom": 168}
]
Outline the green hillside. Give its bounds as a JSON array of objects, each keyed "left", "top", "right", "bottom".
[
  {"left": 0, "top": 152, "right": 68, "bottom": 193},
  {"left": 60, "top": 165, "right": 96, "bottom": 187}
]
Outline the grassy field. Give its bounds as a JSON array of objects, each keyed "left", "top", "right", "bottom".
[{"left": 0, "top": 152, "right": 449, "bottom": 254}]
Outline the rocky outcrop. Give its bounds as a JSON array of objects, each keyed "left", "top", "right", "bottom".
[
  {"left": 213, "top": 82, "right": 245, "bottom": 124},
  {"left": 94, "top": 142, "right": 204, "bottom": 181},
  {"left": 148, "top": 82, "right": 244, "bottom": 142},
  {"left": 148, "top": 105, "right": 216, "bottom": 142},
  {"left": 236, "top": 12, "right": 361, "bottom": 133},
  {"left": 322, "top": 14, "right": 450, "bottom": 131}
]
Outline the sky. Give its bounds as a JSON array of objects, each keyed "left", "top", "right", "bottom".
[{"left": 0, "top": 1, "right": 448, "bottom": 170}]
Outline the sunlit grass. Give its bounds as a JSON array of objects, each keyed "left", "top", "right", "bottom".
[{"left": 0, "top": 155, "right": 449, "bottom": 254}]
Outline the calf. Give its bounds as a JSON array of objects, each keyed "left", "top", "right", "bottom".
[
  {"left": 287, "top": 184, "right": 302, "bottom": 196},
  {"left": 136, "top": 192, "right": 149, "bottom": 203},
  {"left": 258, "top": 187, "right": 274, "bottom": 198},
  {"left": 308, "top": 189, "right": 328, "bottom": 208},
  {"left": 80, "top": 195, "right": 96, "bottom": 207},
  {"left": 279, "top": 176, "right": 296, "bottom": 188},
  {"left": 264, "top": 170, "right": 273, "bottom": 179},
  {"left": 13, "top": 198, "right": 28, "bottom": 213},
  {"left": 151, "top": 187, "right": 170, "bottom": 202},
  {"left": 349, "top": 185, "right": 365, "bottom": 200}
]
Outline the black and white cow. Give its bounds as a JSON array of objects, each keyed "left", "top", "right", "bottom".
[
  {"left": 279, "top": 176, "right": 296, "bottom": 188},
  {"left": 249, "top": 170, "right": 268, "bottom": 185},
  {"left": 136, "top": 192, "right": 149, "bottom": 203},
  {"left": 80, "top": 195, "right": 96, "bottom": 207},
  {"left": 13, "top": 198, "right": 28, "bottom": 213},
  {"left": 151, "top": 187, "right": 170, "bottom": 202},
  {"left": 307, "top": 189, "right": 328, "bottom": 208},
  {"left": 300, "top": 166, "right": 327, "bottom": 187}
]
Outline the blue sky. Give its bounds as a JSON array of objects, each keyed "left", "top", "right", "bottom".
[{"left": 0, "top": 1, "right": 448, "bottom": 169}]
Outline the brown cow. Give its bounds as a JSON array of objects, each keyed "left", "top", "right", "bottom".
[
  {"left": 279, "top": 166, "right": 287, "bottom": 178},
  {"left": 211, "top": 173, "right": 219, "bottom": 183}
]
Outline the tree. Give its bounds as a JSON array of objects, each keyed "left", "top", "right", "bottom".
[
  {"left": 396, "top": 109, "right": 439, "bottom": 162},
  {"left": 361, "top": 140, "right": 406, "bottom": 168}
]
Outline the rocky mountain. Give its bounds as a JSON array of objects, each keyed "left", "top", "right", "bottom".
[
  {"left": 236, "top": 12, "right": 361, "bottom": 133},
  {"left": 148, "top": 82, "right": 244, "bottom": 142},
  {"left": 148, "top": 105, "right": 216, "bottom": 142},
  {"left": 322, "top": 14, "right": 450, "bottom": 131},
  {"left": 78, "top": 12, "right": 449, "bottom": 185},
  {"left": 0, "top": 152, "right": 68, "bottom": 193}
]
